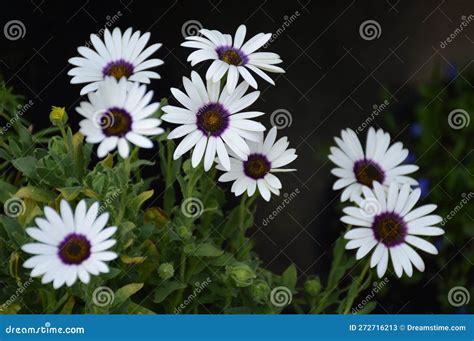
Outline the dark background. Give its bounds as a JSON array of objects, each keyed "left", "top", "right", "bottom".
[{"left": 1, "top": 0, "right": 473, "bottom": 313}]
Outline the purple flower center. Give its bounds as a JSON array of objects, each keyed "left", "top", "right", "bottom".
[
  {"left": 353, "top": 159, "right": 385, "bottom": 188},
  {"left": 58, "top": 233, "right": 91, "bottom": 265},
  {"left": 196, "top": 103, "right": 229, "bottom": 136},
  {"left": 216, "top": 46, "right": 248, "bottom": 66},
  {"left": 372, "top": 212, "right": 407, "bottom": 247},
  {"left": 244, "top": 154, "right": 271, "bottom": 179},
  {"left": 102, "top": 59, "right": 134, "bottom": 79},
  {"left": 100, "top": 107, "right": 132, "bottom": 137}
]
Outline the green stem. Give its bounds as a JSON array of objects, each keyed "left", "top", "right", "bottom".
[{"left": 342, "top": 261, "right": 370, "bottom": 314}]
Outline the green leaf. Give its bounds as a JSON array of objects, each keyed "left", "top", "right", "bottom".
[
  {"left": 57, "top": 186, "right": 83, "bottom": 201},
  {"left": 153, "top": 281, "right": 187, "bottom": 303},
  {"left": 281, "top": 264, "right": 297, "bottom": 291},
  {"left": 127, "top": 302, "right": 156, "bottom": 314},
  {"left": 12, "top": 156, "right": 37, "bottom": 178},
  {"left": 0, "top": 179, "right": 17, "bottom": 202},
  {"left": 59, "top": 296, "right": 75, "bottom": 314},
  {"left": 185, "top": 243, "right": 224, "bottom": 257},
  {"left": 15, "top": 186, "right": 55, "bottom": 203},
  {"left": 130, "top": 190, "right": 154, "bottom": 212},
  {"left": 355, "top": 301, "right": 377, "bottom": 314},
  {"left": 113, "top": 283, "right": 144, "bottom": 307}
]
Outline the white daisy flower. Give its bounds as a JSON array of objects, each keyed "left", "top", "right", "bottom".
[
  {"left": 216, "top": 127, "right": 297, "bottom": 201},
  {"left": 22, "top": 200, "right": 118, "bottom": 289},
  {"left": 161, "top": 71, "right": 266, "bottom": 171},
  {"left": 181, "top": 24, "right": 284, "bottom": 93},
  {"left": 329, "top": 127, "right": 419, "bottom": 202},
  {"left": 68, "top": 27, "right": 163, "bottom": 95},
  {"left": 342, "top": 181, "right": 444, "bottom": 278},
  {"left": 77, "top": 76, "right": 164, "bottom": 158}
]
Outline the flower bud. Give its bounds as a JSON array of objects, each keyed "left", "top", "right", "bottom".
[
  {"left": 249, "top": 280, "right": 270, "bottom": 304},
  {"left": 304, "top": 277, "right": 321, "bottom": 297},
  {"left": 49, "top": 106, "right": 68, "bottom": 127},
  {"left": 226, "top": 263, "right": 256, "bottom": 287},
  {"left": 158, "top": 263, "right": 174, "bottom": 280},
  {"left": 177, "top": 226, "right": 192, "bottom": 240}
]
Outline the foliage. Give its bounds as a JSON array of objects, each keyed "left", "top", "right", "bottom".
[
  {"left": 0, "top": 83, "right": 370, "bottom": 314},
  {"left": 385, "top": 68, "right": 474, "bottom": 313}
]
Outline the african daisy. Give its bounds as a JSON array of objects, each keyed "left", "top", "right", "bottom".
[
  {"left": 343, "top": 181, "right": 444, "bottom": 278},
  {"left": 22, "top": 200, "right": 118, "bottom": 289},
  {"left": 161, "top": 71, "right": 266, "bottom": 171},
  {"left": 182, "top": 25, "right": 284, "bottom": 93},
  {"left": 68, "top": 27, "right": 163, "bottom": 95},
  {"left": 216, "top": 127, "right": 297, "bottom": 201},
  {"left": 77, "top": 76, "right": 164, "bottom": 158},
  {"left": 329, "top": 127, "right": 419, "bottom": 202}
]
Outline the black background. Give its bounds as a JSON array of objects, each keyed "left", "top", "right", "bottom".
[{"left": 1, "top": 0, "right": 473, "bottom": 313}]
